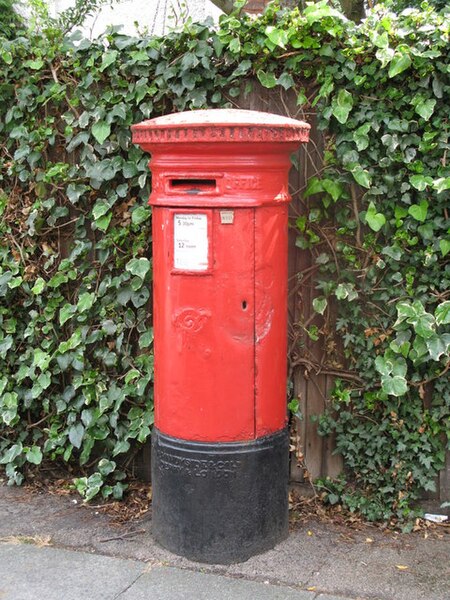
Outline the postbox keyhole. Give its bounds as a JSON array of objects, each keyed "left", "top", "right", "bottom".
[{"left": 242, "top": 300, "right": 248, "bottom": 310}]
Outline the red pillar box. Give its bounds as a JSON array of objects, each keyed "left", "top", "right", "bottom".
[{"left": 132, "top": 109, "right": 309, "bottom": 563}]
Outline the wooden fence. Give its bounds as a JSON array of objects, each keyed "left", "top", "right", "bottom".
[{"left": 234, "top": 84, "right": 342, "bottom": 491}]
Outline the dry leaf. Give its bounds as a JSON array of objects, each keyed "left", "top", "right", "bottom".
[{"left": 0, "top": 535, "right": 52, "bottom": 547}]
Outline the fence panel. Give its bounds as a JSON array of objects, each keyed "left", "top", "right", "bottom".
[{"left": 236, "top": 82, "right": 342, "bottom": 487}]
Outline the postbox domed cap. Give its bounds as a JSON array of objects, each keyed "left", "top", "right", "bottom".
[{"left": 132, "top": 109, "right": 310, "bottom": 145}]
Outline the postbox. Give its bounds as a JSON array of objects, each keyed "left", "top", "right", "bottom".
[{"left": 132, "top": 109, "right": 309, "bottom": 564}]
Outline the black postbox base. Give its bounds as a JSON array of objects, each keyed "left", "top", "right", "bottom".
[{"left": 151, "top": 427, "right": 289, "bottom": 564}]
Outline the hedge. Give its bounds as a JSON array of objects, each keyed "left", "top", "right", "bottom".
[{"left": 0, "top": 1, "right": 449, "bottom": 519}]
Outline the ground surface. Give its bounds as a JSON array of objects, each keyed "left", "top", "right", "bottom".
[{"left": 0, "top": 484, "right": 448, "bottom": 600}]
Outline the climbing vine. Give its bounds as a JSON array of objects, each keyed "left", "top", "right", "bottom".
[{"left": 0, "top": 1, "right": 448, "bottom": 517}]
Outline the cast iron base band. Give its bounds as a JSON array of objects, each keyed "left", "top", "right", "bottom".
[{"left": 151, "top": 427, "right": 289, "bottom": 564}]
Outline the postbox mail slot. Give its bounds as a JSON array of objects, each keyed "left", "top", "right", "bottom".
[{"left": 170, "top": 178, "right": 217, "bottom": 194}]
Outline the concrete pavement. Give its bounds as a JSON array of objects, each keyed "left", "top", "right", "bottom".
[
  {"left": 1, "top": 543, "right": 345, "bottom": 600},
  {"left": 0, "top": 485, "right": 448, "bottom": 600}
]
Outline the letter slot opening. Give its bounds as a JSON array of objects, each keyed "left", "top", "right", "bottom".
[{"left": 170, "top": 178, "right": 217, "bottom": 194}]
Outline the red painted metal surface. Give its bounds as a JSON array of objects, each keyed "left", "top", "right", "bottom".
[{"left": 132, "top": 109, "right": 309, "bottom": 442}]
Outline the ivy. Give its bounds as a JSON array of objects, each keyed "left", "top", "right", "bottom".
[{"left": 0, "top": 1, "right": 449, "bottom": 519}]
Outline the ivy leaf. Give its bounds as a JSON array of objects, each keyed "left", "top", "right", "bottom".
[
  {"left": 409, "top": 175, "right": 433, "bottom": 191},
  {"left": 351, "top": 167, "right": 371, "bottom": 189},
  {"left": 335, "top": 283, "right": 358, "bottom": 301},
  {"left": 59, "top": 303, "right": 76, "bottom": 326},
  {"left": 376, "top": 46, "right": 395, "bottom": 68},
  {"left": 102, "top": 320, "right": 117, "bottom": 335},
  {"left": 415, "top": 314, "right": 436, "bottom": 339},
  {"left": 408, "top": 200, "right": 428, "bottom": 222},
  {"left": 131, "top": 288, "right": 150, "bottom": 308},
  {"left": 31, "top": 278, "right": 45, "bottom": 295},
  {"left": 229, "top": 38, "right": 241, "bottom": 54},
  {"left": 92, "top": 121, "right": 111, "bottom": 145},
  {"left": 0, "top": 392, "right": 18, "bottom": 425},
  {"left": 388, "top": 53, "right": 411, "bottom": 78},
  {"left": 265, "top": 26, "right": 289, "bottom": 49},
  {"left": 353, "top": 123, "right": 371, "bottom": 151},
  {"left": 439, "top": 239, "right": 450, "bottom": 257},
  {"left": 382, "top": 245, "right": 402, "bottom": 261},
  {"left": 0, "top": 336, "right": 13, "bottom": 357},
  {"left": 0, "top": 442, "right": 23, "bottom": 464},
  {"left": 97, "top": 458, "right": 116, "bottom": 476},
  {"left": 181, "top": 52, "right": 200, "bottom": 70},
  {"left": 37, "top": 372, "right": 51, "bottom": 391},
  {"left": 277, "top": 72, "right": 294, "bottom": 90},
  {"left": 323, "top": 179, "right": 344, "bottom": 202},
  {"left": 83, "top": 473, "right": 103, "bottom": 501},
  {"left": 69, "top": 423, "right": 85, "bottom": 449},
  {"left": 67, "top": 183, "right": 89, "bottom": 204},
  {"left": 126, "top": 258, "right": 151, "bottom": 279},
  {"left": 395, "top": 301, "right": 418, "bottom": 324},
  {"left": 331, "top": 89, "right": 353, "bottom": 124},
  {"left": 95, "top": 214, "right": 112, "bottom": 232},
  {"left": 312, "top": 297, "right": 328, "bottom": 315},
  {"left": 381, "top": 375, "right": 408, "bottom": 397},
  {"left": 33, "top": 349, "right": 51, "bottom": 371},
  {"left": 435, "top": 301, "right": 450, "bottom": 326},
  {"left": 25, "top": 58, "right": 44, "bottom": 70},
  {"left": 412, "top": 98, "right": 436, "bottom": 121},
  {"left": 58, "top": 330, "right": 82, "bottom": 354},
  {"left": 304, "top": 177, "right": 324, "bottom": 198},
  {"left": 304, "top": 1, "right": 340, "bottom": 23},
  {"left": 139, "top": 329, "right": 154, "bottom": 349},
  {"left": 433, "top": 178, "right": 450, "bottom": 193},
  {"left": 425, "top": 336, "right": 448, "bottom": 361},
  {"left": 231, "top": 60, "right": 251, "bottom": 78},
  {"left": 112, "top": 440, "right": 130, "bottom": 456},
  {"left": 375, "top": 355, "right": 392, "bottom": 377},
  {"left": 1, "top": 50, "right": 13, "bottom": 65},
  {"left": 391, "top": 357, "right": 407, "bottom": 378},
  {"left": 125, "top": 369, "right": 140, "bottom": 384},
  {"left": 8, "top": 276, "right": 22, "bottom": 289},
  {"left": 365, "top": 202, "right": 386, "bottom": 232},
  {"left": 257, "top": 70, "right": 277, "bottom": 89},
  {"left": 26, "top": 446, "right": 43, "bottom": 465},
  {"left": 77, "top": 292, "right": 95, "bottom": 313},
  {"left": 213, "top": 37, "right": 223, "bottom": 57},
  {"left": 131, "top": 206, "right": 150, "bottom": 225},
  {"left": 99, "top": 50, "right": 118, "bottom": 72}
]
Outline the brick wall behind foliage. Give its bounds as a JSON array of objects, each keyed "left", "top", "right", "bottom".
[{"left": 244, "top": 0, "right": 270, "bottom": 14}]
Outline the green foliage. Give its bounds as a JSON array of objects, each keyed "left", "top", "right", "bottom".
[
  {"left": 0, "top": 1, "right": 449, "bottom": 517},
  {"left": 0, "top": 24, "right": 160, "bottom": 497},
  {"left": 25, "top": 0, "right": 121, "bottom": 34},
  {"left": 384, "top": 0, "right": 447, "bottom": 12},
  {"left": 295, "top": 3, "right": 449, "bottom": 520},
  {"left": 0, "top": 0, "right": 24, "bottom": 39}
]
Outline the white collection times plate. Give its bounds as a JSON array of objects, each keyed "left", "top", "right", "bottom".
[{"left": 173, "top": 213, "right": 209, "bottom": 271}]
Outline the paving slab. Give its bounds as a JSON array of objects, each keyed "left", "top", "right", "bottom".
[
  {"left": 120, "top": 566, "right": 318, "bottom": 600},
  {"left": 307, "top": 541, "right": 450, "bottom": 600},
  {"left": 0, "top": 543, "right": 144, "bottom": 600}
]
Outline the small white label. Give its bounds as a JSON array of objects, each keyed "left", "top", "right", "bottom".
[
  {"left": 174, "top": 213, "right": 209, "bottom": 271},
  {"left": 220, "top": 210, "right": 234, "bottom": 224}
]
